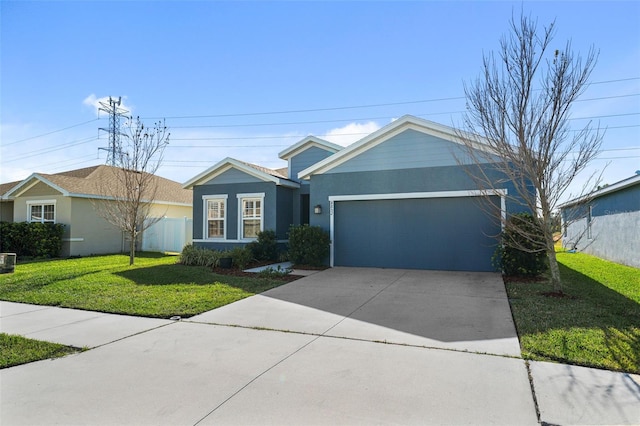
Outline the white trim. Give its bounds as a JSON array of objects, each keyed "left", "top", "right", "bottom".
[
  {"left": 298, "top": 115, "right": 496, "bottom": 180},
  {"left": 328, "top": 189, "right": 507, "bottom": 267},
  {"left": 63, "top": 238, "right": 85, "bottom": 242},
  {"left": 278, "top": 136, "right": 343, "bottom": 160},
  {"left": 559, "top": 174, "right": 640, "bottom": 209},
  {"left": 328, "top": 189, "right": 506, "bottom": 202},
  {"left": 192, "top": 238, "right": 289, "bottom": 244},
  {"left": 202, "top": 194, "right": 228, "bottom": 240},
  {"left": 237, "top": 192, "right": 265, "bottom": 240},
  {"left": 183, "top": 157, "right": 299, "bottom": 189},
  {"left": 6, "top": 174, "right": 68, "bottom": 198},
  {"left": 26, "top": 199, "right": 57, "bottom": 223}
]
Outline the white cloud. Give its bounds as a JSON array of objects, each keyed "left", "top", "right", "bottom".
[
  {"left": 322, "top": 121, "right": 381, "bottom": 146},
  {"left": 82, "top": 94, "right": 132, "bottom": 117}
]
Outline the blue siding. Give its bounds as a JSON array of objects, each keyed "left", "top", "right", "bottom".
[
  {"left": 327, "top": 129, "right": 486, "bottom": 174},
  {"left": 204, "top": 168, "right": 262, "bottom": 185},
  {"left": 290, "top": 146, "right": 336, "bottom": 183},
  {"left": 591, "top": 185, "right": 640, "bottom": 216},
  {"left": 309, "top": 164, "right": 527, "bottom": 231},
  {"left": 334, "top": 197, "right": 500, "bottom": 271}
]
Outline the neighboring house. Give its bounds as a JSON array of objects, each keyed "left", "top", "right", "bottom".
[
  {"left": 0, "top": 181, "right": 20, "bottom": 222},
  {"left": 1, "top": 165, "right": 193, "bottom": 256},
  {"left": 560, "top": 173, "right": 640, "bottom": 268},
  {"left": 184, "top": 115, "right": 527, "bottom": 272}
]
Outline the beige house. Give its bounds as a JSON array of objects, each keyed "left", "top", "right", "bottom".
[{"left": 1, "top": 165, "right": 192, "bottom": 257}]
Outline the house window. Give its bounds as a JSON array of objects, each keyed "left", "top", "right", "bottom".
[
  {"left": 28, "top": 201, "right": 56, "bottom": 223},
  {"left": 203, "top": 195, "right": 227, "bottom": 239},
  {"left": 238, "top": 193, "right": 264, "bottom": 239},
  {"left": 587, "top": 205, "right": 593, "bottom": 239}
]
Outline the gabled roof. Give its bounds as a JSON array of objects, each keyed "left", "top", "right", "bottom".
[
  {"left": 298, "top": 115, "right": 494, "bottom": 180},
  {"left": 0, "top": 181, "right": 21, "bottom": 200},
  {"left": 5, "top": 165, "right": 192, "bottom": 205},
  {"left": 182, "top": 157, "right": 300, "bottom": 189},
  {"left": 278, "top": 135, "right": 343, "bottom": 160},
  {"left": 559, "top": 173, "right": 640, "bottom": 209}
]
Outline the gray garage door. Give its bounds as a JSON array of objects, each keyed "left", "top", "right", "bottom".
[{"left": 333, "top": 196, "right": 500, "bottom": 271}]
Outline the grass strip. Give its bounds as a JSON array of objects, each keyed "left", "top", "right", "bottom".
[
  {"left": 0, "top": 253, "right": 288, "bottom": 318},
  {"left": 1, "top": 333, "right": 80, "bottom": 368},
  {"left": 506, "top": 251, "right": 640, "bottom": 373}
]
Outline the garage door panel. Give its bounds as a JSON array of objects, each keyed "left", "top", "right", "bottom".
[{"left": 333, "top": 197, "right": 499, "bottom": 271}]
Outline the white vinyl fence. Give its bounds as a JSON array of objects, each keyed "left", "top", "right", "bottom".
[{"left": 142, "top": 217, "right": 193, "bottom": 253}]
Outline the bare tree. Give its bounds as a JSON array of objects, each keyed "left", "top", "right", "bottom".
[
  {"left": 457, "top": 14, "right": 603, "bottom": 292},
  {"left": 94, "top": 116, "right": 169, "bottom": 265}
]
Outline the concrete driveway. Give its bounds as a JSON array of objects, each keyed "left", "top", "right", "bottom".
[{"left": 2, "top": 267, "right": 638, "bottom": 425}]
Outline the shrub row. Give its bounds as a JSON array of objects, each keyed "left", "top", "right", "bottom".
[
  {"left": 0, "top": 221, "right": 65, "bottom": 258},
  {"left": 180, "top": 225, "right": 330, "bottom": 269}
]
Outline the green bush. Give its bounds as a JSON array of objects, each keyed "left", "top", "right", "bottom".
[
  {"left": 225, "top": 246, "right": 253, "bottom": 269},
  {"left": 0, "top": 221, "right": 64, "bottom": 258},
  {"left": 178, "top": 244, "right": 219, "bottom": 267},
  {"left": 288, "top": 224, "right": 330, "bottom": 267},
  {"left": 247, "top": 229, "right": 278, "bottom": 262},
  {"left": 494, "top": 213, "right": 548, "bottom": 277}
]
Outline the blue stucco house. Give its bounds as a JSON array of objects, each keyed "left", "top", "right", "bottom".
[
  {"left": 183, "top": 115, "right": 523, "bottom": 272},
  {"left": 560, "top": 173, "right": 640, "bottom": 268}
]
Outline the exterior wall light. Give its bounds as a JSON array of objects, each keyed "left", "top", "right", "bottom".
[{"left": 314, "top": 204, "right": 322, "bottom": 214}]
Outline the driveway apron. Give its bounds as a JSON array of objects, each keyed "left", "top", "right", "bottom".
[
  {"left": 192, "top": 267, "right": 522, "bottom": 356},
  {"left": 1, "top": 268, "right": 540, "bottom": 425}
]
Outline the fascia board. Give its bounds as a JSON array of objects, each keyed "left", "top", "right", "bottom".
[
  {"left": 6, "top": 174, "right": 69, "bottom": 198},
  {"left": 278, "top": 136, "right": 343, "bottom": 160},
  {"left": 182, "top": 157, "right": 300, "bottom": 189},
  {"left": 298, "top": 115, "right": 497, "bottom": 180},
  {"left": 182, "top": 157, "right": 234, "bottom": 189},
  {"left": 559, "top": 174, "right": 640, "bottom": 209}
]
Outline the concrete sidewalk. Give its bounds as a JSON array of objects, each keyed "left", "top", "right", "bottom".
[
  {"left": 1, "top": 268, "right": 639, "bottom": 425},
  {"left": 1, "top": 301, "right": 171, "bottom": 348}
]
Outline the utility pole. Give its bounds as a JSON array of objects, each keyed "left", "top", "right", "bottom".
[{"left": 98, "top": 96, "right": 129, "bottom": 166}]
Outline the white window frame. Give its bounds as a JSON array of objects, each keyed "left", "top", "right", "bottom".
[
  {"left": 237, "top": 192, "right": 265, "bottom": 240},
  {"left": 202, "top": 195, "right": 227, "bottom": 240},
  {"left": 27, "top": 200, "right": 57, "bottom": 223}
]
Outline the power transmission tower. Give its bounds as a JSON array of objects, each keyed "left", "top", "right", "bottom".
[{"left": 98, "top": 97, "right": 129, "bottom": 166}]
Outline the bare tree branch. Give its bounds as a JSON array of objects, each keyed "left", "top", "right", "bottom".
[
  {"left": 93, "top": 117, "right": 170, "bottom": 265},
  {"left": 455, "top": 13, "right": 603, "bottom": 292}
]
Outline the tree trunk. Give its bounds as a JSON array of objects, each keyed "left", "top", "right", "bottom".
[
  {"left": 546, "top": 242, "right": 562, "bottom": 293},
  {"left": 129, "top": 233, "right": 135, "bottom": 266}
]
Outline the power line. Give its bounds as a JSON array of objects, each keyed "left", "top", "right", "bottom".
[
  {"left": 4, "top": 76, "right": 638, "bottom": 146},
  {"left": 2, "top": 118, "right": 100, "bottom": 147},
  {"left": 3, "top": 136, "right": 99, "bottom": 163}
]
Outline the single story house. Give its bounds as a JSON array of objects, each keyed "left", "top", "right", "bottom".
[
  {"left": 1, "top": 165, "right": 193, "bottom": 256},
  {"left": 560, "top": 173, "right": 640, "bottom": 268},
  {"left": 184, "top": 115, "right": 527, "bottom": 272}
]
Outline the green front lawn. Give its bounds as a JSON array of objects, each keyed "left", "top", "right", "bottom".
[
  {"left": 1, "top": 333, "right": 80, "bottom": 369},
  {"left": 506, "top": 251, "right": 640, "bottom": 373},
  {"left": 0, "top": 253, "right": 288, "bottom": 318}
]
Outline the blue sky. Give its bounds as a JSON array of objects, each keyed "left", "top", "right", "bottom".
[{"left": 1, "top": 1, "right": 639, "bottom": 202}]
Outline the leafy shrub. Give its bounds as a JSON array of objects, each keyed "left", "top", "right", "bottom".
[
  {"left": 494, "top": 213, "right": 548, "bottom": 277},
  {"left": 179, "top": 244, "right": 218, "bottom": 267},
  {"left": 222, "top": 246, "right": 253, "bottom": 270},
  {"left": 0, "top": 221, "right": 64, "bottom": 258},
  {"left": 247, "top": 229, "right": 278, "bottom": 262},
  {"left": 288, "top": 224, "right": 330, "bottom": 267}
]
